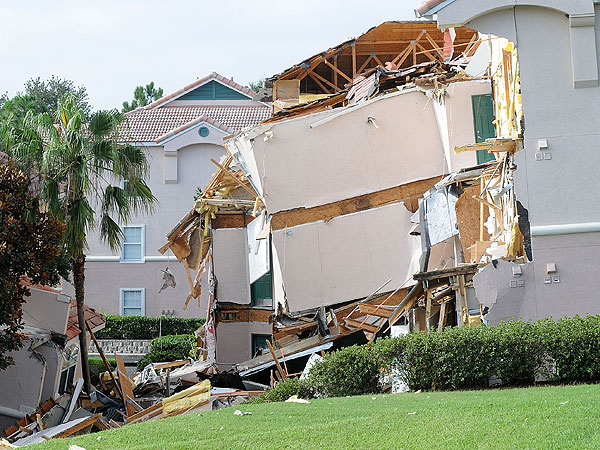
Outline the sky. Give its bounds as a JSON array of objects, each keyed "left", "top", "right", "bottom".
[{"left": 1, "top": 1, "right": 418, "bottom": 110}]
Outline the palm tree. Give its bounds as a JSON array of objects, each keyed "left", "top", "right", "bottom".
[{"left": 4, "top": 94, "right": 156, "bottom": 392}]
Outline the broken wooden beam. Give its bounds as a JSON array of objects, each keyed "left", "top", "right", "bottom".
[{"left": 344, "top": 318, "right": 379, "bottom": 334}]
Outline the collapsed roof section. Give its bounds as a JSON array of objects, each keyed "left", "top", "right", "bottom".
[{"left": 261, "top": 21, "right": 479, "bottom": 102}]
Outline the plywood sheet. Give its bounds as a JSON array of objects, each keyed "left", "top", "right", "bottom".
[{"left": 455, "top": 185, "right": 490, "bottom": 259}]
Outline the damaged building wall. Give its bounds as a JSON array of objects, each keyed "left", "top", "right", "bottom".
[
  {"left": 215, "top": 322, "right": 273, "bottom": 368},
  {"left": 212, "top": 228, "right": 251, "bottom": 304},
  {"left": 233, "top": 85, "right": 487, "bottom": 215},
  {"left": 271, "top": 202, "right": 421, "bottom": 310},
  {"left": 21, "top": 288, "right": 70, "bottom": 335},
  {"left": 434, "top": 1, "right": 600, "bottom": 321}
]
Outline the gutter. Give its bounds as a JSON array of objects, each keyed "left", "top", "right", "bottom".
[{"left": 531, "top": 222, "right": 600, "bottom": 236}]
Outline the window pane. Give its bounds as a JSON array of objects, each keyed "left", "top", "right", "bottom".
[
  {"left": 123, "top": 290, "right": 142, "bottom": 307},
  {"left": 123, "top": 243, "right": 142, "bottom": 261},
  {"left": 123, "top": 308, "right": 142, "bottom": 316},
  {"left": 124, "top": 227, "right": 142, "bottom": 244}
]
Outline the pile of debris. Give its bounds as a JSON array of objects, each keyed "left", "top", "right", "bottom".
[{"left": 2, "top": 323, "right": 264, "bottom": 447}]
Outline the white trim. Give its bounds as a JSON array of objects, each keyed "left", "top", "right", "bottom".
[
  {"left": 120, "top": 224, "right": 146, "bottom": 263},
  {"left": 531, "top": 222, "right": 600, "bottom": 236},
  {"left": 158, "top": 121, "right": 228, "bottom": 145},
  {"left": 157, "top": 77, "right": 253, "bottom": 108},
  {"left": 87, "top": 256, "right": 120, "bottom": 262},
  {"left": 120, "top": 288, "right": 146, "bottom": 316},
  {"left": 87, "top": 255, "right": 172, "bottom": 262}
]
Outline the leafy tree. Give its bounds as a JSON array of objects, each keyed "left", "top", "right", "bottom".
[
  {"left": 0, "top": 76, "right": 91, "bottom": 123},
  {"left": 122, "top": 81, "right": 164, "bottom": 112},
  {"left": 0, "top": 94, "right": 36, "bottom": 123},
  {"left": 249, "top": 78, "right": 265, "bottom": 93},
  {"left": 3, "top": 94, "right": 157, "bottom": 391},
  {"left": 0, "top": 159, "right": 67, "bottom": 370},
  {"left": 24, "top": 76, "right": 91, "bottom": 118}
]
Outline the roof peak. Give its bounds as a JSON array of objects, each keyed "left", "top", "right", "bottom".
[{"left": 145, "top": 72, "right": 254, "bottom": 110}]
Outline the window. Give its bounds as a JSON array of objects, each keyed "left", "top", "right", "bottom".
[
  {"left": 120, "top": 288, "right": 145, "bottom": 316},
  {"left": 58, "top": 345, "right": 79, "bottom": 394},
  {"left": 251, "top": 272, "right": 273, "bottom": 308},
  {"left": 251, "top": 334, "right": 272, "bottom": 358},
  {"left": 121, "top": 225, "right": 145, "bottom": 262}
]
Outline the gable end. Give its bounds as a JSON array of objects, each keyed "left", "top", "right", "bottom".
[{"left": 180, "top": 80, "right": 250, "bottom": 101}]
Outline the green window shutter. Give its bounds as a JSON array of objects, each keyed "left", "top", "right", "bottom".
[
  {"left": 251, "top": 271, "right": 273, "bottom": 307},
  {"left": 471, "top": 94, "right": 496, "bottom": 164},
  {"left": 179, "top": 80, "right": 249, "bottom": 101}
]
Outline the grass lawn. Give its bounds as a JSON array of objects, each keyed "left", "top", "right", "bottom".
[{"left": 32, "top": 384, "right": 600, "bottom": 450}]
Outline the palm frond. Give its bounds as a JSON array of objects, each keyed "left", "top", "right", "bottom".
[{"left": 99, "top": 213, "right": 124, "bottom": 251}]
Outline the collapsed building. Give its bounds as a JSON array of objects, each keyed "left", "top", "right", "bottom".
[
  {"left": 415, "top": 0, "right": 600, "bottom": 325},
  {"left": 159, "top": 20, "right": 506, "bottom": 375},
  {"left": 0, "top": 283, "right": 105, "bottom": 435}
]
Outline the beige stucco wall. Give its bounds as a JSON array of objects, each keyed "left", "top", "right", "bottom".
[
  {"left": 437, "top": 1, "right": 600, "bottom": 321},
  {"left": 212, "top": 228, "right": 251, "bottom": 304},
  {"left": 22, "top": 288, "right": 70, "bottom": 334},
  {"left": 75, "top": 138, "right": 226, "bottom": 318},
  {"left": 235, "top": 84, "right": 484, "bottom": 215},
  {"left": 271, "top": 201, "right": 421, "bottom": 310},
  {"left": 215, "top": 321, "right": 272, "bottom": 368},
  {"left": 64, "top": 260, "right": 208, "bottom": 318}
]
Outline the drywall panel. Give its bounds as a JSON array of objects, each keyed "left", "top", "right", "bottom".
[
  {"left": 213, "top": 228, "right": 250, "bottom": 304},
  {"left": 271, "top": 202, "right": 421, "bottom": 311}
]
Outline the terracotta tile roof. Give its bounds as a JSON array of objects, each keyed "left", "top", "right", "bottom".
[
  {"left": 144, "top": 72, "right": 255, "bottom": 109},
  {"left": 20, "top": 277, "right": 61, "bottom": 293},
  {"left": 122, "top": 105, "right": 271, "bottom": 143},
  {"left": 67, "top": 299, "right": 105, "bottom": 341}
]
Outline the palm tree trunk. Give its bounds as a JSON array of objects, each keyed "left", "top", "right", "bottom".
[{"left": 72, "top": 254, "right": 92, "bottom": 393}]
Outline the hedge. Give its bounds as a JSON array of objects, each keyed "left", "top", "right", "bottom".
[
  {"left": 254, "top": 315, "right": 600, "bottom": 401},
  {"left": 96, "top": 315, "right": 205, "bottom": 340},
  {"left": 136, "top": 334, "right": 197, "bottom": 370},
  {"left": 373, "top": 315, "right": 600, "bottom": 391}
]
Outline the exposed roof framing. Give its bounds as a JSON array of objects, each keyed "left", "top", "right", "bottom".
[{"left": 269, "top": 21, "right": 478, "bottom": 95}]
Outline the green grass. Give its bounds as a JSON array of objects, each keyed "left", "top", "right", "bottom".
[{"left": 32, "top": 384, "right": 600, "bottom": 450}]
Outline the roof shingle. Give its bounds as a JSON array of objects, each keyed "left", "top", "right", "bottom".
[{"left": 122, "top": 105, "right": 271, "bottom": 143}]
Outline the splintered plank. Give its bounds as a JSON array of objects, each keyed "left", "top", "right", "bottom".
[
  {"left": 344, "top": 318, "right": 379, "bottom": 334},
  {"left": 86, "top": 320, "right": 122, "bottom": 399},
  {"left": 358, "top": 304, "right": 394, "bottom": 318},
  {"left": 115, "top": 353, "right": 136, "bottom": 417}
]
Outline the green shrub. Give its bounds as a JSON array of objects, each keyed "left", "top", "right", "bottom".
[
  {"left": 252, "top": 377, "right": 316, "bottom": 403},
  {"left": 97, "top": 315, "right": 205, "bottom": 340},
  {"left": 136, "top": 334, "right": 196, "bottom": 370},
  {"left": 89, "top": 357, "right": 116, "bottom": 385},
  {"left": 371, "top": 315, "right": 600, "bottom": 391},
  {"left": 541, "top": 315, "right": 600, "bottom": 382},
  {"left": 309, "top": 345, "right": 380, "bottom": 397}
]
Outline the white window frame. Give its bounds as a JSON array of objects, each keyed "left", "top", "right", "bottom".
[
  {"left": 120, "top": 224, "right": 145, "bottom": 263},
  {"left": 120, "top": 288, "right": 146, "bottom": 316}
]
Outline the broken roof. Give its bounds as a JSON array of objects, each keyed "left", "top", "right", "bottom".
[
  {"left": 66, "top": 300, "right": 105, "bottom": 341},
  {"left": 268, "top": 21, "right": 478, "bottom": 95}
]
